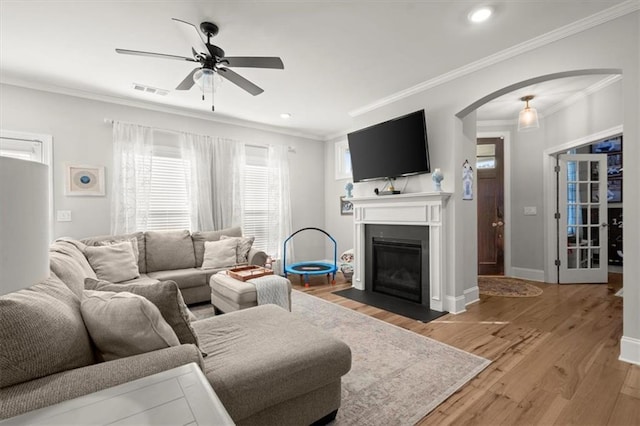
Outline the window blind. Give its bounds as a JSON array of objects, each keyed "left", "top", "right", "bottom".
[
  {"left": 243, "top": 163, "right": 269, "bottom": 252},
  {"left": 137, "top": 153, "right": 191, "bottom": 231}
]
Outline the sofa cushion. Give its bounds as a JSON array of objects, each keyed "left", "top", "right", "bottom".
[
  {"left": 220, "top": 235, "right": 255, "bottom": 264},
  {"left": 49, "top": 252, "right": 90, "bottom": 299},
  {"left": 82, "top": 232, "right": 147, "bottom": 274},
  {"left": 192, "top": 305, "right": 352, "bottom": 422},
  {"left": 98, "top": 237, "right": 140, "bottom": 265},
  {"left": 85, "top": 278, "right": 199, "bottom": 347},
  {"left": 146, "top": 268, "right": 207, "bottom": 290},
  {"left": 81, "top": 290, "right": 180, "bottom": 361},
  {"left": 202, "top": 239, "right": 238, "bottom": 269},
  {"left": 0, "top": 274, "right": 95, "bottom": 388},
  {"left": 84, "top": 242, "right": 140, "bottom": 283},
  {"left": 192, "top": 227, "right": 242, "bottom": 267},
  {"left": 119, "top": 274, "right": 161, "bottom": 286},
  {"left": 146, "top": 230, "right": 196, "bottom": 272},
  {"left": 50, "top": 239, "right": 96, "bottom": 277}
]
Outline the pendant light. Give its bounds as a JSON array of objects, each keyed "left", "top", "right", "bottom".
[{"left": 518, "top": 95, "right": 539, "bottom": 132}]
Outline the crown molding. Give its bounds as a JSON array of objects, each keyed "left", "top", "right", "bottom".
[
  {"left": 544, "top": 74, "right": 622, "bottom": 117},
  {"left": 348, "top": 0, "right": 640, "bottom": 118},
  {"left": 0, "top": 78, "right": 324, "bottom": 141}
]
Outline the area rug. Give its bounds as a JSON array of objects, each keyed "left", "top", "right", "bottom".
[
  {"left": 291, "top": 290, "right": 490, "bottom": 425},
  {"left": 478, "top": 276, "right": 543, "bottom": 297}
]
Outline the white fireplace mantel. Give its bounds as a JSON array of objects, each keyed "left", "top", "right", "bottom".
[{"left": 349, "top": 192, "right": 452, "bottom": 312}]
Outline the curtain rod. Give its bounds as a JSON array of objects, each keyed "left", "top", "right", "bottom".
[{"left": 104, "top": 118, "right": 296, "bottom": 153}]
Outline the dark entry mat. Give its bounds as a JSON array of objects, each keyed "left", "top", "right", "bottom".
[{"left": 332, "top": 288, "right": 447, "bottom": 323}]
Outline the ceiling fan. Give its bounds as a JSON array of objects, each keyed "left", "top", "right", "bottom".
[{"left": 116, "top": 18, "right": 284, "bottom": 111}]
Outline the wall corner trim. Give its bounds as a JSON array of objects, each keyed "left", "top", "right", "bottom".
[
  {"left": 511, "top": 267, "right": 545, "bottom": 282},
  {"left": 464, "top": 286, "right": 480, "bottom": 306},
  {"left": 619, "top": 336, "right": 640, "bottom": 366}
]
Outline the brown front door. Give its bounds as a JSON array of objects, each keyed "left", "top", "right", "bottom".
[{"left": 477, "top": 137, "right": 504, "bottom": 275}]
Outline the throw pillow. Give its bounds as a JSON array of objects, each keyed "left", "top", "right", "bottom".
[
  {"left": 0, "top": 274, "right": 95, "bottom": 388},
  {"left": 81, "top": 290, "right": 180, "bottom": 361},
  {"left": 201, "top": 239, "right": 238, "bottom": 269},
  {"left": 98, "top": 237, "right": 140, "bottom": 265},
  {"left": 84, "top": 278, "right": 200, "bottom": 347},
  {"left": 220, "top": 235, "right": 255, "bottom": 264},
  {"left": 84, "top": 242, "right": 140, "bottom": 283}
]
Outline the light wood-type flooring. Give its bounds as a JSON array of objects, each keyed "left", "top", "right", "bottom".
[{"left": 293, "top": 273, "right": 638, "bottom": 426}]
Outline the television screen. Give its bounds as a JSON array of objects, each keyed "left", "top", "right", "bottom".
[{"left": 347, "top": 110, "right": 430, "bottom": 182}]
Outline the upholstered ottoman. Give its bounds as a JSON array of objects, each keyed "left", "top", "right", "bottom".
[{"left": 210, "top": 271, "right": 292, "bottom": 313}]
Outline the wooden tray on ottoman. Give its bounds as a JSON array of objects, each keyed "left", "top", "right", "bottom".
[{"left": 227, "top": 265, "right": 274, "bottom": 281}]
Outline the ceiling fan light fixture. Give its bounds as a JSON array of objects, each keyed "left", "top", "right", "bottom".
[
  {"left": 517, "top": 95, "right": 539, "bottom": 132},
  {"left": 193, "top": 68, "right": 222, "bottom": 91}
]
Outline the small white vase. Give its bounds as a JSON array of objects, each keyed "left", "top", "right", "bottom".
[{"left": 432, "top": 168, "right": 444, "bottom": 192}]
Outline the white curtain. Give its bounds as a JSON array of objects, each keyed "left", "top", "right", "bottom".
[
  {"left": 212, "top": 138, "right": 244, "bottom": 230},
  {"left": 266, "top": 145, "right": 293, "bottom": 261},
  {"left": 180, "top": 133, "right": 244, "bottom": 232},
  {"left": 111, "top": 122, "right": 154, "bottom": 234},
  {"left": 180, "top": 133, "right": 215, "bottom": 232}
]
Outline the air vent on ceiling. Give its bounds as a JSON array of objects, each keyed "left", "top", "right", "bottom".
[{"left": 132, "top": 83, "right": 169, "bottom": 96}]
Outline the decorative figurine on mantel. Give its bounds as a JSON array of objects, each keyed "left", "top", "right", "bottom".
[
  {"left": 345, "top": 182, "right": 354, "bottom": 198},
  {"left": 431, "top": 168, "right": 444, "bottom": 192}
]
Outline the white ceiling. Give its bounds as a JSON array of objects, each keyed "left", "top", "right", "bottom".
[{"left": 0, "top": 1, "right": 631, "bottom": 139}]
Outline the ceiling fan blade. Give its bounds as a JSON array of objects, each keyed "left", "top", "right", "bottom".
[
  {"left": 115, "top": 48, "right": 197, "bottom": 62},
  {"left": 176, "top": 68, "right": 200, "bottom": 90},
  {"left": 223, "top": 57, "right": 284, "bottom": 69},
  {"left": 218, "top": 68, "right": 264, "bottom": 96},
  {"left": 172, "top": 18, "right": 209, "bottom": 55}
]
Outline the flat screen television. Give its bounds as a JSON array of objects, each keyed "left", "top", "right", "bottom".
[{"left": 347, "top": 110, "right": 430, "bottom": 182}]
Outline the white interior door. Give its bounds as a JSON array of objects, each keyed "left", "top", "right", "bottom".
[{"left": 558, "top": 154, "right": 608, "bottom": 283}]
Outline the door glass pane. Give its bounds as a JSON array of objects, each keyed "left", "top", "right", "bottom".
[
  {"left": 567, "top": 161, "right": 577, "bottom": 181},
  {"left": 476, "top": 157, "right": 496, "bottom": 169},
  {"left": 591, "top": 249, "right": 600, "bottom": 268},
  {"left": 568, "top": 248, "right": 577, "bottom": 269},
  {"left": 579, "top": 183, "right": 589, "bottom": 203},
  {"left": 590, "top": 161, "right": 600, "bottom": 180},
  {"left": 591, "top": 226, "right": 599, "bottom": 246},
  {"left": 578, "top": 161, "right": 589, "bottom": 181},
  {"left": 591, "top": 183, "right": 599, "bottom": 202},
  {"left": 590, "top": 207, "right": 599, "bottom": 224},
  {"left": 477, "top": 144, "right": 495, "bottom": 156},
  {"left": 579, "top": 248, "right": 589, "bottom": 269}
]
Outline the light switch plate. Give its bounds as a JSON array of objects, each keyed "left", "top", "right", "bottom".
[
  {"left": 57, "top": 210, "right": 72, "bottom": 222},
  {"left": 524, "top": 206, "right": 537, "bottom": 216}
]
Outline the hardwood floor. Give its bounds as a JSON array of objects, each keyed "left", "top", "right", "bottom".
[{"left": 293, "top": 273, "right": 638, "bottom": 425}]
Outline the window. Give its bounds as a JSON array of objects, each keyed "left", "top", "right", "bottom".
[
  {"left": 243, "top": 146, "right": 269, "bottom": 252},
  {"left": 335, "top": 139, "right": 352, "bottom": 180},
  {"left": 138, "top": 146, "right": 192, "bottom": 231}
]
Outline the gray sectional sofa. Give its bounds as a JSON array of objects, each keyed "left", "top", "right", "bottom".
[
  {"left": 57, "top": 226, "right": 268, "bottom": 304},
  {"left": 0, "top": 227, "right": 352, "bottom": 425}
]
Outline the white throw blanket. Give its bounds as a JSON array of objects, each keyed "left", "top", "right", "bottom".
[{"left": 248, "top": 275, "right": 290, "bottom": 311}]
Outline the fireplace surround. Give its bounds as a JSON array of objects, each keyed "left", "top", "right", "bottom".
[{"left": 349, "top": 192, "right": 451, "bottom": 312}]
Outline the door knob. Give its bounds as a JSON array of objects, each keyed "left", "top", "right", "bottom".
[
  {"left": 497, "top": 221, "right": 504, "bottom": 226},
  {"left": 601, "top": 223, "right": 608, "bottom": 227},
  {"left": 492, "top": 222, "right": 497, "bottom": 227}
]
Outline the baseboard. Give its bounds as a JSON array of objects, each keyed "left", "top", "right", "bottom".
[
  {"left": 445, "top": 295, "right": 467, "bottom": 314},
  {"left": 619, "top": 336, "right": 640, "bottom": 366},
  {"left": 464, "top": 286, "right": 480, "bottom": 306},
  {"left": 511, "top": 267, "right": 545, "bottom": 282}
]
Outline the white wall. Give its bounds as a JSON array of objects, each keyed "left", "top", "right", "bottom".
[
  {"left": 323, "top": 12, "right": 639, "bottom": 359},
  {"left": 0, "top": 84, "right": 326, "bottom": 262}
]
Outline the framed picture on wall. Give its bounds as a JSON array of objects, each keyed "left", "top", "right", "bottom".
[
  {"left": 607, "top": 178, "right": 622, "bottom": 203},
  {"left": 340, "top": 197, "right": 353, "bottom": 215},
  {"left": 65, "top": 165, "right": 105, "bottom": 196}
]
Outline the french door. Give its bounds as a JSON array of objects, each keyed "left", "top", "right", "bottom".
[{"left": 558, "top": 154, "right": 608, "bottom": 283}]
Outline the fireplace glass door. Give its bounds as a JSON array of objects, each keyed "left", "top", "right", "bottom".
[{"left": 372, "top": 239, "right": 422, "bottom": 303}]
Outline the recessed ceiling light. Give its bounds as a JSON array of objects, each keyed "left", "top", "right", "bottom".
[
  {"left": 468, "top": 7, "right": 493, "bottom": 23},
  {"left": 280, "top": 113, "right": 292, "bottom": 119}
]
